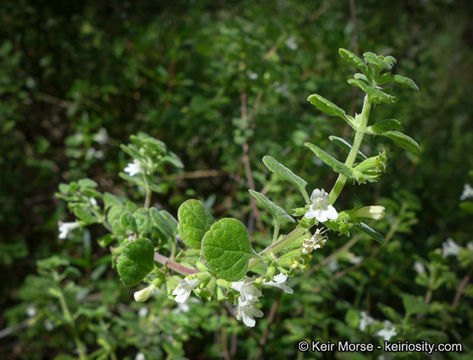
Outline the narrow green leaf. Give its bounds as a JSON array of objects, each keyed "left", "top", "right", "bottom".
[
  {"left": 307, "top": 94, "right": 346, "bottom": 118},
  {"left": 339, "top": 48, "right": 369, "bottom": 74},
  {"left": 393, "top": 75, "right": 419, "bottom": 91},
  {"left": 78, "top": 178, "right": 98, "bottom": 189},
  {"left": 201, "top": 218, "right": 254, "bottom": 281},
  {"left": 262, "top": 156, "right": 308, "bottom": 201},
  {"left": 354, "top": 222, "right": 384, "bottom": 243},
  {"left": 103, "top": 192, "right": 122, "bottom": 210},
  {"left": 117, "top": 238, "right": 154, "bottom": 287},
  {"left": 249, "top": 190, "right": 294, "bottom": 225},
  {"left": 348, "top": 79, "right": 395, "bottom": 104},
  {"left": 150, "top": 207, "right": 174, "bottom": 240},
  {"left": 329, "top": 136, "right": 367, "bottom": 160},
  {"left": 177, "top": 199, "right": 214, "bottom": 249},
  {"left": 366, "top": 119, "right": 403, "bottom": 134},
  {"left": 304, "top": 142, "right": 354, "bottom": 178},
  {"left": 381, "top": 131, "right": 421, "bottom": 153}
]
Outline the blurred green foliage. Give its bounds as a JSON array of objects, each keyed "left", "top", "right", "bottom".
[{"left": 1, "top": 0, "right": 473, "bottom": 359}]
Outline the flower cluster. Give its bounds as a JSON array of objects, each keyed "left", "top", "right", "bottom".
[
  {"left": 231, "top": 279, "right": 263, "bottom": 327},
  {"left": 302, "top": 228, "right": 327, "bottom": 254}
]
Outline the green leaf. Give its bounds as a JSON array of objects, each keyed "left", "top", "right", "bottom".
[
  {"left": 262, "top": 156, "right": 308, "bottom": 202},
  {"left": 177, "top": 199, "right": 213, "bottom": 249},
  {"left": 381, "top": 131, "right": 421, "bottom": 153},
  {"left": 71, "top": 206, "right": 97, "bottom": 225},
  {"left": 134, "top": 209, "right": 152, "bottom": 233},
  {"left": 249, "top": 190, "right": 294, "bottom": 225},
  {"left": 103, "top": 192, "right": 122, "bottom": 210},
  {"left": 162, "top": 151, "right": 184, "bottom": 168},
  {"left": 339, "top": 48, "right": 368, "bottom": 74},
  {"left": 329, "top": 136, "right": 367, "bottom": 160},
  {"left": 304, "top": 142, "right": 354, "bottom": 178},
  {"left": 401, "top": 293, "right": 430, "bottom": 317},
  {"left": 354, "top": 222, "right": 384, "bottom": 243},
  {"left": 348, "top": 79, "right": 395, "bottom": 104},
  {"left": 307, "top": 94, "right": 346, "bottom": 119},
  {"left": 160, "top": 210, "right": 178, "bottom": 237},
  {"left": 202, "top": 218, "right": 254, "bottom": 281},
  {"left": 117, "top": 238, "right": 154, "bottom": 287},
  {"left": 366, "top": 119, "right": 403, "bottom": 134},
  {"left": 150, "top": 208, "right": 174, "bottom": 240},
  {"left": 120, "top": 211, "right": 137, "bottom": 232},
  {"left": 363, "top": 52, "right": 396, "bottom": 71},
  {"left": 78, "top": 178, "right": 98, "bottom": 188},
  {"left": 393, "top": 75, "right": 419, "bottom": 91}
]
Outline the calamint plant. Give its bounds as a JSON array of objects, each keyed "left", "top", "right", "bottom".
[{"left": 56, "top": 49, "right": 420, "bottom": 333}]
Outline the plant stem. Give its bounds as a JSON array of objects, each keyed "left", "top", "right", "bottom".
[
  {"left": 55, "top": 279, "right": 88, "bottom": 360},
  {"left": 329, "top": 95, "right": 372, "bottom": 204},
  {"left": 248, "top": 228, "right": 307, "bottom": 270},
  {"left": 154, "top": 253, "right": 198, "bottom": 275}
]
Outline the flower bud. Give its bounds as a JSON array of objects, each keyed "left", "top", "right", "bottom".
[
  {"left": 353, "top": 206, "right": 385, "bottom": 220},
  {"left": 133, "top": 284, "right": 156, "bottom": 302}
]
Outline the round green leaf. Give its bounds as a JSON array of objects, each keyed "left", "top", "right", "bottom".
[
  {"left": 117, "top": 238, "right": 154, "bottom": 287},
  {"left": 201, "top": 218, "right": 254, "bottom": 281},
  {"left": 178, "top": 199, "right": 213, "bottom": 249}
]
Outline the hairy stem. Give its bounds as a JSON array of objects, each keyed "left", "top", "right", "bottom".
[
  {"left": 329, "top": 94, "right": 372, "bottom": 204},
  {"left": 154, "top": 253, "right": 198, "bottom": 275}
]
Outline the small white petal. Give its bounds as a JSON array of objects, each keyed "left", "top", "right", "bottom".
[{"left": 326, "top": 205, "right": 339, "bottom": 220}]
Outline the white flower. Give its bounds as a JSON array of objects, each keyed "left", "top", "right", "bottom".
[
  {"left": 93, "top": 128, "right": 109, "bottom": 145},
  {"left": 89, "top": 198, "right": 97, "bottom": 206},
  {"left": 58, "top": 221, "right": 80, "bottom": 239},
  {"left": 359, "top": 311, "right": 376, "bottom": 331},
  {"left": 174, "top": 302, "right": 190, "bottom": 313},
  {"left": 349, "top": 256, "right": 364, "bottom": 265},
  {"left": 235, "top": 296, "right": 264, "bottom": 327},
  {"left": 263, "top": 273, "right": 294, "bottom": 294},
  {"left": 26, "top": 306, "right": 37, "bottom": 317},
  {"left": 442, "top": 238, "right": 462, "bottom": 257},
  {"left": 135, "top": 352, "right": 146, "bottom": 360},
  {"left": 460, "top": 183, "right": 473, "bottom": 201},
  {"left": 138, "top": 307, "right": 149, "bottom": 318},
  {"left": 327, "top": 259, "right": 339, "bottom": 273},
  {"left": 231, "top": 279, "right": 262, "bottom": 302},
  {"left": 124, "top": 159, "right": 143, "bottom": 176},
  {"left": 85, "top": 147, "right": 104, "bottom": 160},
  {"left": 285, "top": 36, "right": 298, "bottom": 50},
  {"left": 44, "top": 320, "right": 54, "bottom": 331},
  {"left": 134, "top": 284, "right": 156, "bottom": 302},
  {"left": 302, "top": 228, "right": 327, "bottom": 254},
  {"left": 246, "top": 71, "right": 258, "bottom": 80},
  {"left": 305, "top": 189, "right": 338, "bottom": 223},
  {"left": 172, "top": 278, "right": 199, "bottom": 303},
  {"left": 468, "top": 242, "right": 473, "bottom": 250},
  {"left": 413, "top": 261, "right": 425, "bottom": 275},
  {"left": 375, "top": 321, "right": 397, "bottom": 341}
]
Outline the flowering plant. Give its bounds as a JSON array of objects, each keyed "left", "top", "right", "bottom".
[{"left": 55, "top": 49, "right": 421, "bottom": 336}]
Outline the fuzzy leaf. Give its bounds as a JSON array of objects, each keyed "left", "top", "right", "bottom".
[
  {"left": 381, "top": 131, "right": 421, "bottom": 153},
  {"left": 304, "top": 142, "right": 354, "bottom": 178},
  {"left": 177, "top": 199, "right": 213, "bottom": 249},
  {"left": 201, "top": 218, "right": 254, "bottom": 281},
  {"left": 262, "top": 156, "right": 308, "bottom": 201},
  {"left": 393, "top": 75, "right": 419, "bottom": 91},
  {"left": 307, "top": 94, "right": 346, "bottom": 119},
  {"left": 366, "top": 119, "right": 403, "bottom": 134},
  {"left": 339, "top": 48, "right": 369, "bottom": 74},
  {"left": 329, "top": 136, "right": 367, "bottom": 160},
  {"left": 117, "top": 238, "right": 154, "bottom": 287},
  {"left": 354, "top": 222, "right": 384, "bottom": 243},
  {"left": 249, "top": 190, "right": 294, "bottom": 225}
]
